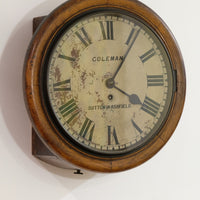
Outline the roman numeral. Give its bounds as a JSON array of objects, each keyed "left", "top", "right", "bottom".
[
  {"left": 99, "top": 21, "right": 114, "bottom": 40},
  {"left": 141, "top": 96, "right": 160, "bottom": 117},
  {"left": 58, "top": 54, "right": 76, "bottom": 62},
  {"left": 75, "top": 27, "right": 92, "bottom": 47},
  {"left": 108, "top": 126, "right": 119, "bottom": 145},
  {"left": 140, "top": 48, "right": 156, "bottom": 63},
  {"left": 79, "top": 118, "right": 95, "bottom": 141},
  {"left": 59, "top": 99, "right": 79, "bottom": 124},
  {"left": 147, "top": 75, "right": 164, "bottom": 87},
  {"left": 53, "top": 79, "right": 71, "bottom": 91},
  {"left": 131, "top": 119, "right": 143, "bottom": 134}
]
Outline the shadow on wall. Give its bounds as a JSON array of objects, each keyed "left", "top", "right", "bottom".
[{"left": 0, "top": 0, "right": 97, "bottom": 193}]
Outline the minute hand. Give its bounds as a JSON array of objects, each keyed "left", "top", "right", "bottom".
[{"left": 112, "top": 28, "right": 141, "bottom": 80}]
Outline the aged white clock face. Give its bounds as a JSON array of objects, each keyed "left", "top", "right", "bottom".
[{"left": 46, "top": 11, "right": 174, "bottom": 154}]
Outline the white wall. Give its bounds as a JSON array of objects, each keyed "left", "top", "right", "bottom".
[{"left": 0, "top": 0, "right": 198, "bottom": 199}]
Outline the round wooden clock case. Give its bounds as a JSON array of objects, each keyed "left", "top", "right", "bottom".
[{"left": 24, "top": 0, "right": 186, "bottom": 172}]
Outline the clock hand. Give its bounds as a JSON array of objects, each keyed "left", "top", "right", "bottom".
[
  {"left": 106, "top": 79, "right": 142, "bottom": 105},
  {"left": 114, "top": 85, "right": 142, "bottom": 105},
  {"left": 111, "top": 28, "right": 141, "bottom": 80}
]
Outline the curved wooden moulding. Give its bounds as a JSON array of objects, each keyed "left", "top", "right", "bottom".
[{"left": 24, "top": 0, "right": 186, "bottom": 172}]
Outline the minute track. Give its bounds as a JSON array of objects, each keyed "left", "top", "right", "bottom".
[{"left": 47, "top": 11, "right": 174, "bottom": 155}]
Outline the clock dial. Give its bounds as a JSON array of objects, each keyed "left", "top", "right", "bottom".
[{"left": 46, "top": 11, "right": 174, "bottom": 155}]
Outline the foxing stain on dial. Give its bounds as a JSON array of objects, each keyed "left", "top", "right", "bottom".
[
  {"left": 80, "top": 70, "right": 87, "bottom": 89},
  {"left": 71, "top": 47, "right": 80, "bottom": 70},
  {"left": 54, "top": 66, "right": 61, "bottom": 82},
  {"left": 71, "top": 47, "right": 80, "bottom": 59},
  {"left": 95, "top": 91, "right": 104, "bottom": 104}
]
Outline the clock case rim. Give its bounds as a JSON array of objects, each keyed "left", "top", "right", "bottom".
[
  {"left": 24, "top": 0, "right": 186, "bottom": 172},
  {"left": 41, "top": 10, "right": 175, "bottom": 156}
]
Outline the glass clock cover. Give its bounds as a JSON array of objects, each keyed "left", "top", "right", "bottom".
[{"left": 45, "top": 11, "right": 174, "bottom": 155}]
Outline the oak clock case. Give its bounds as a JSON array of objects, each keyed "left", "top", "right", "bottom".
[{"left": 24, "top": 0, "right": 186, "bottom": 173}]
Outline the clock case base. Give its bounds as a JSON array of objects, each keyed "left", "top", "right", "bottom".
[{"left": 32, "top": 16, "right": 83, "bottom": 175}]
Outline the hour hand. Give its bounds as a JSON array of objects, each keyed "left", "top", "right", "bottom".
[
  {"left": 114, "top": 85, "right": 142, "bottom": 105},
  {"left": 129, "top": 94, "right": 142, "bottom": 105},
  {"left": 106, "top": 79, "right": 142, "bottom": 105}
]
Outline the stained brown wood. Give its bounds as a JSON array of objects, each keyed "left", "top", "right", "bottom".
[
  {"left": 32, "top": 16, "right": 82, "bottom": 172},
  {"left": 33, "top": 16, "right": 46, "bottom": 34},
  {"left": 32, "top": 16, "right": 55, "bottom": 159},
  {"left": 24, "top": 0, "right": 186, "bottom": 172},
  {"left": 32, "top": 128, "right": 53, "bottom": 156},
  {"left": 31, "top": 16, "right": 52, "bottom": 158}
]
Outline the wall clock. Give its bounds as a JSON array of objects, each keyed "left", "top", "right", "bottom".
[{"left": 24, "top": 0, "right": 186, "bottom": 173}]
